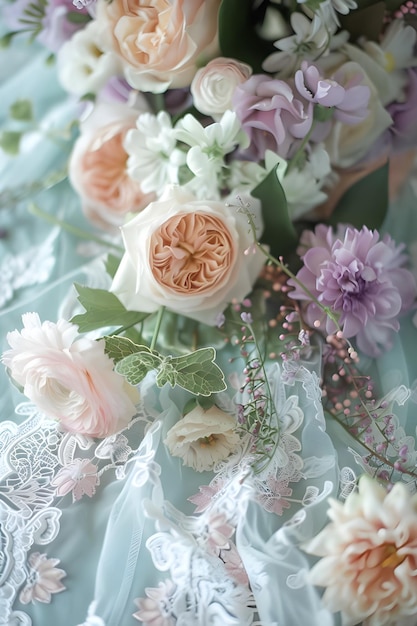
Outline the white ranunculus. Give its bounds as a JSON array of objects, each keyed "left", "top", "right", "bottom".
[
  {"left": 57, "top": 20, "right": 122, "bottom": 97},
  {"left": 164, "top": 405, "right": 240, "bottom": 472},
  {"left": 191, "top": 57, "right": 252, "bottom": 119},
  {"left": 110, "top": 185, "right": 265, "bottom": 325}
]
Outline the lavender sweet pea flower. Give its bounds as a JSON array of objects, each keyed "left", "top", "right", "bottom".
[
  {"left": 232, "top": 74, "right": 312, "bottom": 160},
  {"left": 295, "top": 62, "right": 346, "bottom": 108},
  {"left": 3, "top": 0, "right": 89, "bottom": 52},
  {"left": 388, "top": 68, "right": 417, "bottom": 150},
  {"left": 331, "top": 68, "right": 371, "bottom": 125},
  {"left": 288, "top": 224, "right": 417, "bottom": 357},
  {"left": 295, "top": 62, "right": 370, "bottom": 126}
]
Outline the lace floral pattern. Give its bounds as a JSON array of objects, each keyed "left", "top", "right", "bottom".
[
  {"left": 1, "top": 359, "right": 337, "bottom": 625},
  {"left": 0, "top": 228, "right": 59, "bottom": 309},
  {"left": 0, "top": 402, "right": 150, "bottom": 625}
]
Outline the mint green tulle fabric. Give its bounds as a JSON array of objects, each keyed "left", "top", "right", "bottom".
[{"left": 1, "top": 32, "right": 417, "bottom": 626}]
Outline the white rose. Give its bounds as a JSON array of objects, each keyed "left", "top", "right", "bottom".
[
  {"left": 58, "top": 20, "right": 122, "bottom": 97},
  {"left": 191, "top": 57, "right": 252, "bottom": 119},
  {"left": 324, "top": 61, "right": 393, "bottom": 168},
  {"left": 164, "top": 405, "right": 240, "bottom": 472},
  {"left": 110, "top": 185, "right": 265, "bottom": 325}
]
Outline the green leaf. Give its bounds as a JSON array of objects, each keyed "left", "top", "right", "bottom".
[
  {"left": 158, "top": 347, "right": 227, "bottom": 396},
  {"left": 66, "top": 11, "right": 91, "bottom": 24},
  {"left": 104, "top": 336, "right": 147, "bottom": 364},
  {"left": 328, "top": 161, "right": 389, "bottom": 231},
  {"left": 116, "top": 350, "right": 161, "bottom": 385},
  {"left": 9, "top": 99, "right": 33, "bottom": 122},
  {"left": 218, "top": 0, "right": 274, "bottom": 72},
  {"left": 252, "top": 166, "right": 298, "bottom": 258},
  {"left": 0, "top": 131, "right": 22, "bottom": 155},
  {"left": 0, "top": 31, "right": 18, "bottom": 48},
  {"left": 105, "top": 253, "right": 121, "bottom": 279},
  {"left": 116, "top": 347, "right": 227, "bottom": 396},
  {"left": 70, "top": 283, "right": 149, "bottom": 332},
  {"left": 80, "top": 92, "right": 96, "bottom": 103}
]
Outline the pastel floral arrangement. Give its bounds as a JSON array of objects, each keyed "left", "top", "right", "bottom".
[{"left": 2, "top": 0, "right": 417, "bottom": 624}]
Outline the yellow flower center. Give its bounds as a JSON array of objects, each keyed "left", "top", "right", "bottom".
[
  {"left": 199, "top": 435, "right": 218, "bottom": 448},
  {"left": 380, "top": 544, "right": 406, "bottom": 569},
  {"left": 384, "top": 52, "right": 396, "bottom": 73}
]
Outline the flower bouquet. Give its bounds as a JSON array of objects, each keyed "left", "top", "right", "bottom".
[{"left": 1, "top": 1, "right": 417, "bottom": 625}]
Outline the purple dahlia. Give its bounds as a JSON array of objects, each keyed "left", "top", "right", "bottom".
[{"left": 288, "top": 224, "right": 416, "bottom": 357}]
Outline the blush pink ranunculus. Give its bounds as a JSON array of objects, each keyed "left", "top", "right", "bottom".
[
  {"left": 110, "top": 185, "right": 265, "bottom": 325},
  {"left": 96, "top": 0, "right": 221, "bottom": 93},
  {"left": 69, "top": 101, "right": 154, "bottom": 230},
  {"left": 2, "top": 313, "right": 138, "bottom": 438}
]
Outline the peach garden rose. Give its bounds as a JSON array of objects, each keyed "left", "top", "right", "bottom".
[
  {"left": 69, "top": 101, "right": 154, "bottom": 230},
  {"left": 2, "top": 313, "right": 138, "bottom": 438},
  {"left": 96, "top": 0, "right": 222, "bottom": 93},
  {"left": 110, "top": 185, "right": 265, "bottom": 325}
]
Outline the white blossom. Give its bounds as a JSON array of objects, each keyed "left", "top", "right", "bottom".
[
  {"left": 124, "top": 111, "right": 186, "bottom": 195},
  {"left": 57, "top": 20, "right": 121, "bottom": 97}
]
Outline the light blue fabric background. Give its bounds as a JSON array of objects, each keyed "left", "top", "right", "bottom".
[{"left": 1, "top": 28, "right": 417, "bottom": 626}]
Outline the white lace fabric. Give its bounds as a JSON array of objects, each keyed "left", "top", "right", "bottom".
[{"left": 0, "top": 353, "right": 340, "bottom": 626}]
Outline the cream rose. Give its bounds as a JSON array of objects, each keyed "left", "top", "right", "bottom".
[
  {"left": 96, "top": 0, "right": 221, "bottom": 93},
  {"left": 164, "top": 405, "right": 240, "bottom": 472},
  {"left": 324, "top": 61, "right": 393, "bottom": 168},
  {"left": 110, "top": 185, "right": 265, "bottom": 325},
  {"left": 69, "top": 101, "right": 154, "bottom": 230},
  {"left": 191, "top": 57, "right": 252, "bottom": 119},
  {"left": 2, "top": 313, "right": 138, "bottom": 438}
]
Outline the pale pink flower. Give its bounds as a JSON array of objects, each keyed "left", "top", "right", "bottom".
[
  {"left": 202, "top": 512, "right": 235, "bottom": 553},
  {"left": 19, "top": 552, "right": 66, "bottom": 604},
  {"left": 51, "top": 459, "right": 99, "bottom": 502},
  {"left": 220, "top": 543, "right": 250, "bottom": 587},
  {"left": 133, "top": 580, "right": 176, "bottom": 625},
  {"left": 303, "top": 475, "right": 417, "bottom": 626},
  {"left": 2, "top": 313, "right": 138, "bottom": 438},
  {"left": 96, "top": 0, "right": 221, "bottom": 93},
  {"left": 188, "top": 481, "right": 225, "bottom": 513},
  {"left": 164, "top": 405, "right": 240, "bottom": 472}
]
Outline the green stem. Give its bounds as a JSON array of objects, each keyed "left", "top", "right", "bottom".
[
  {"left": 150, "top": 306, "right": 166, "bottom": 351},
  {"left": 285, "top": 124, "right": 314, "bottom": 176},
  {"left": 149, "top": 92, "right": 165, "bottom": 114},
  {"left": 240, "top": 201, "right": 344, "bottom": 336},
  {"left": 109, "top": 316, "right": 150, "bottom": 336},
  {"left": 29, "top": 202, "right": 124, "bottom": 253}
]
